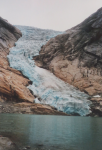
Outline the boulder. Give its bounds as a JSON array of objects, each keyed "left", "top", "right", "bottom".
[{"left": 0, "top": 136, "right": 18, "bottom": 150}]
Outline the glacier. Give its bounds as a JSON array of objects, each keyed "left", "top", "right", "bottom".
[{"left": 7, "top": 25, "right": 91, "bottom": 116}]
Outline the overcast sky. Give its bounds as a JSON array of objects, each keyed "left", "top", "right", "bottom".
[{"left": 0, "top": 0, "right": 102, "bottom": 31}]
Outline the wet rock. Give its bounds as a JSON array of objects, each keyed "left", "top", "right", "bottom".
[
  {"left": 0, "top": 137, "right": 18, "bottom": 150},
  {"left": 22, "top": 148, "right": 27, "bottom": 150},
  {"left": 26, "top": 146, "right": 31, "bottom": 149}
]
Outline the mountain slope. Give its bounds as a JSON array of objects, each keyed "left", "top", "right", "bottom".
[{"left": 34, "top": 8, "right": 102, "bottom": 116}]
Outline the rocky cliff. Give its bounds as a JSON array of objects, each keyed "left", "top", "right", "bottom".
[
  {"left": 0, "top": 17, "right": 34, "bottom": 102},
  {"left": 34, "top": 8, "right": 102, "bottom": 116}
]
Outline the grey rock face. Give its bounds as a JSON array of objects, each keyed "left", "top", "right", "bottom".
[
  {"left": 34, "top": 7, "right": 102, "bottom": 69},
  {"left": 35, "top": 7, "right": 102, "bottom": 68}
]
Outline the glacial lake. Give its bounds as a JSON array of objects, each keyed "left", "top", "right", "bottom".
[{"left": 0, "top": 114, "right": 102, "bottom": 150}]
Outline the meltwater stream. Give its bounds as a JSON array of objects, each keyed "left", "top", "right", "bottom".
[{"left": 7, "top": 26, "right": 91, "bottom": 116}]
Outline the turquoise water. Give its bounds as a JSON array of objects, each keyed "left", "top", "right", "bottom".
[{"left": 0, "top": 114, "right": 102, "bottom": 150}]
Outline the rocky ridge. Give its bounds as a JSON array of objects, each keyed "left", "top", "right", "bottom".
[{"left": 34, "top": 8, "right": 102, "bottom": 116}]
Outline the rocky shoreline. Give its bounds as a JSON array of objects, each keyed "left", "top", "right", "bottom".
[
  {"left": 0, "top": 97, "right": 101, "bottom": 117},
  {"left": 0, "top": 96, "right": 69, "bottom": 116},
  {"left": 0, "top": 135, "right": 48, "bottom": 150},
  {"left": 0, "top": 136, "right": 17, "bottom": 150}
]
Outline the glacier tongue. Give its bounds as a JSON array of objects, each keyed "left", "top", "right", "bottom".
[{"left": 7, "top": 25, "right": 91, "bottom": 116}]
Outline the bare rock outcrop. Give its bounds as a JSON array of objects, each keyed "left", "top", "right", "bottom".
[
  {"left": 0, "top": 17, "right": 34, "bottom": 102},
  {"left": 34, "top": 8, "right": 102, "bottom": 116}
]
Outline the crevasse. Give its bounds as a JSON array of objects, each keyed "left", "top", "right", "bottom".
[{"left": 7, "top": 26, "right": 91, "bottom": 116}]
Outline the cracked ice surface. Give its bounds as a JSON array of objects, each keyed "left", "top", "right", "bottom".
[{"left": 7, "top": 25, "right": 91, "bottom": 116}]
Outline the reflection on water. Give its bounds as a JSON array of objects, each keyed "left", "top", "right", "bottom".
[{"left": 0, "top": 114, "right": 102, "bottom": 150}]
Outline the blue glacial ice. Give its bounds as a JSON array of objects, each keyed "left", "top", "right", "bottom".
[{"left": 7, "top": 25, "right": 91, "bottom": 116}]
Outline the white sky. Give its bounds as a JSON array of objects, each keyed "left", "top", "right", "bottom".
[{"left": 0, "top": 0, "right": 102, "bottom": 31}]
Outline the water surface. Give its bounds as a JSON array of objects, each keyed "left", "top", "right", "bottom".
[{"left": 0, "top": 114, "right": 102, "bottom": 150}]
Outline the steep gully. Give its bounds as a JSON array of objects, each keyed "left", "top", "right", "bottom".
[{"left": 7, "top": 26, "right": 91, "bottom": 116}]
